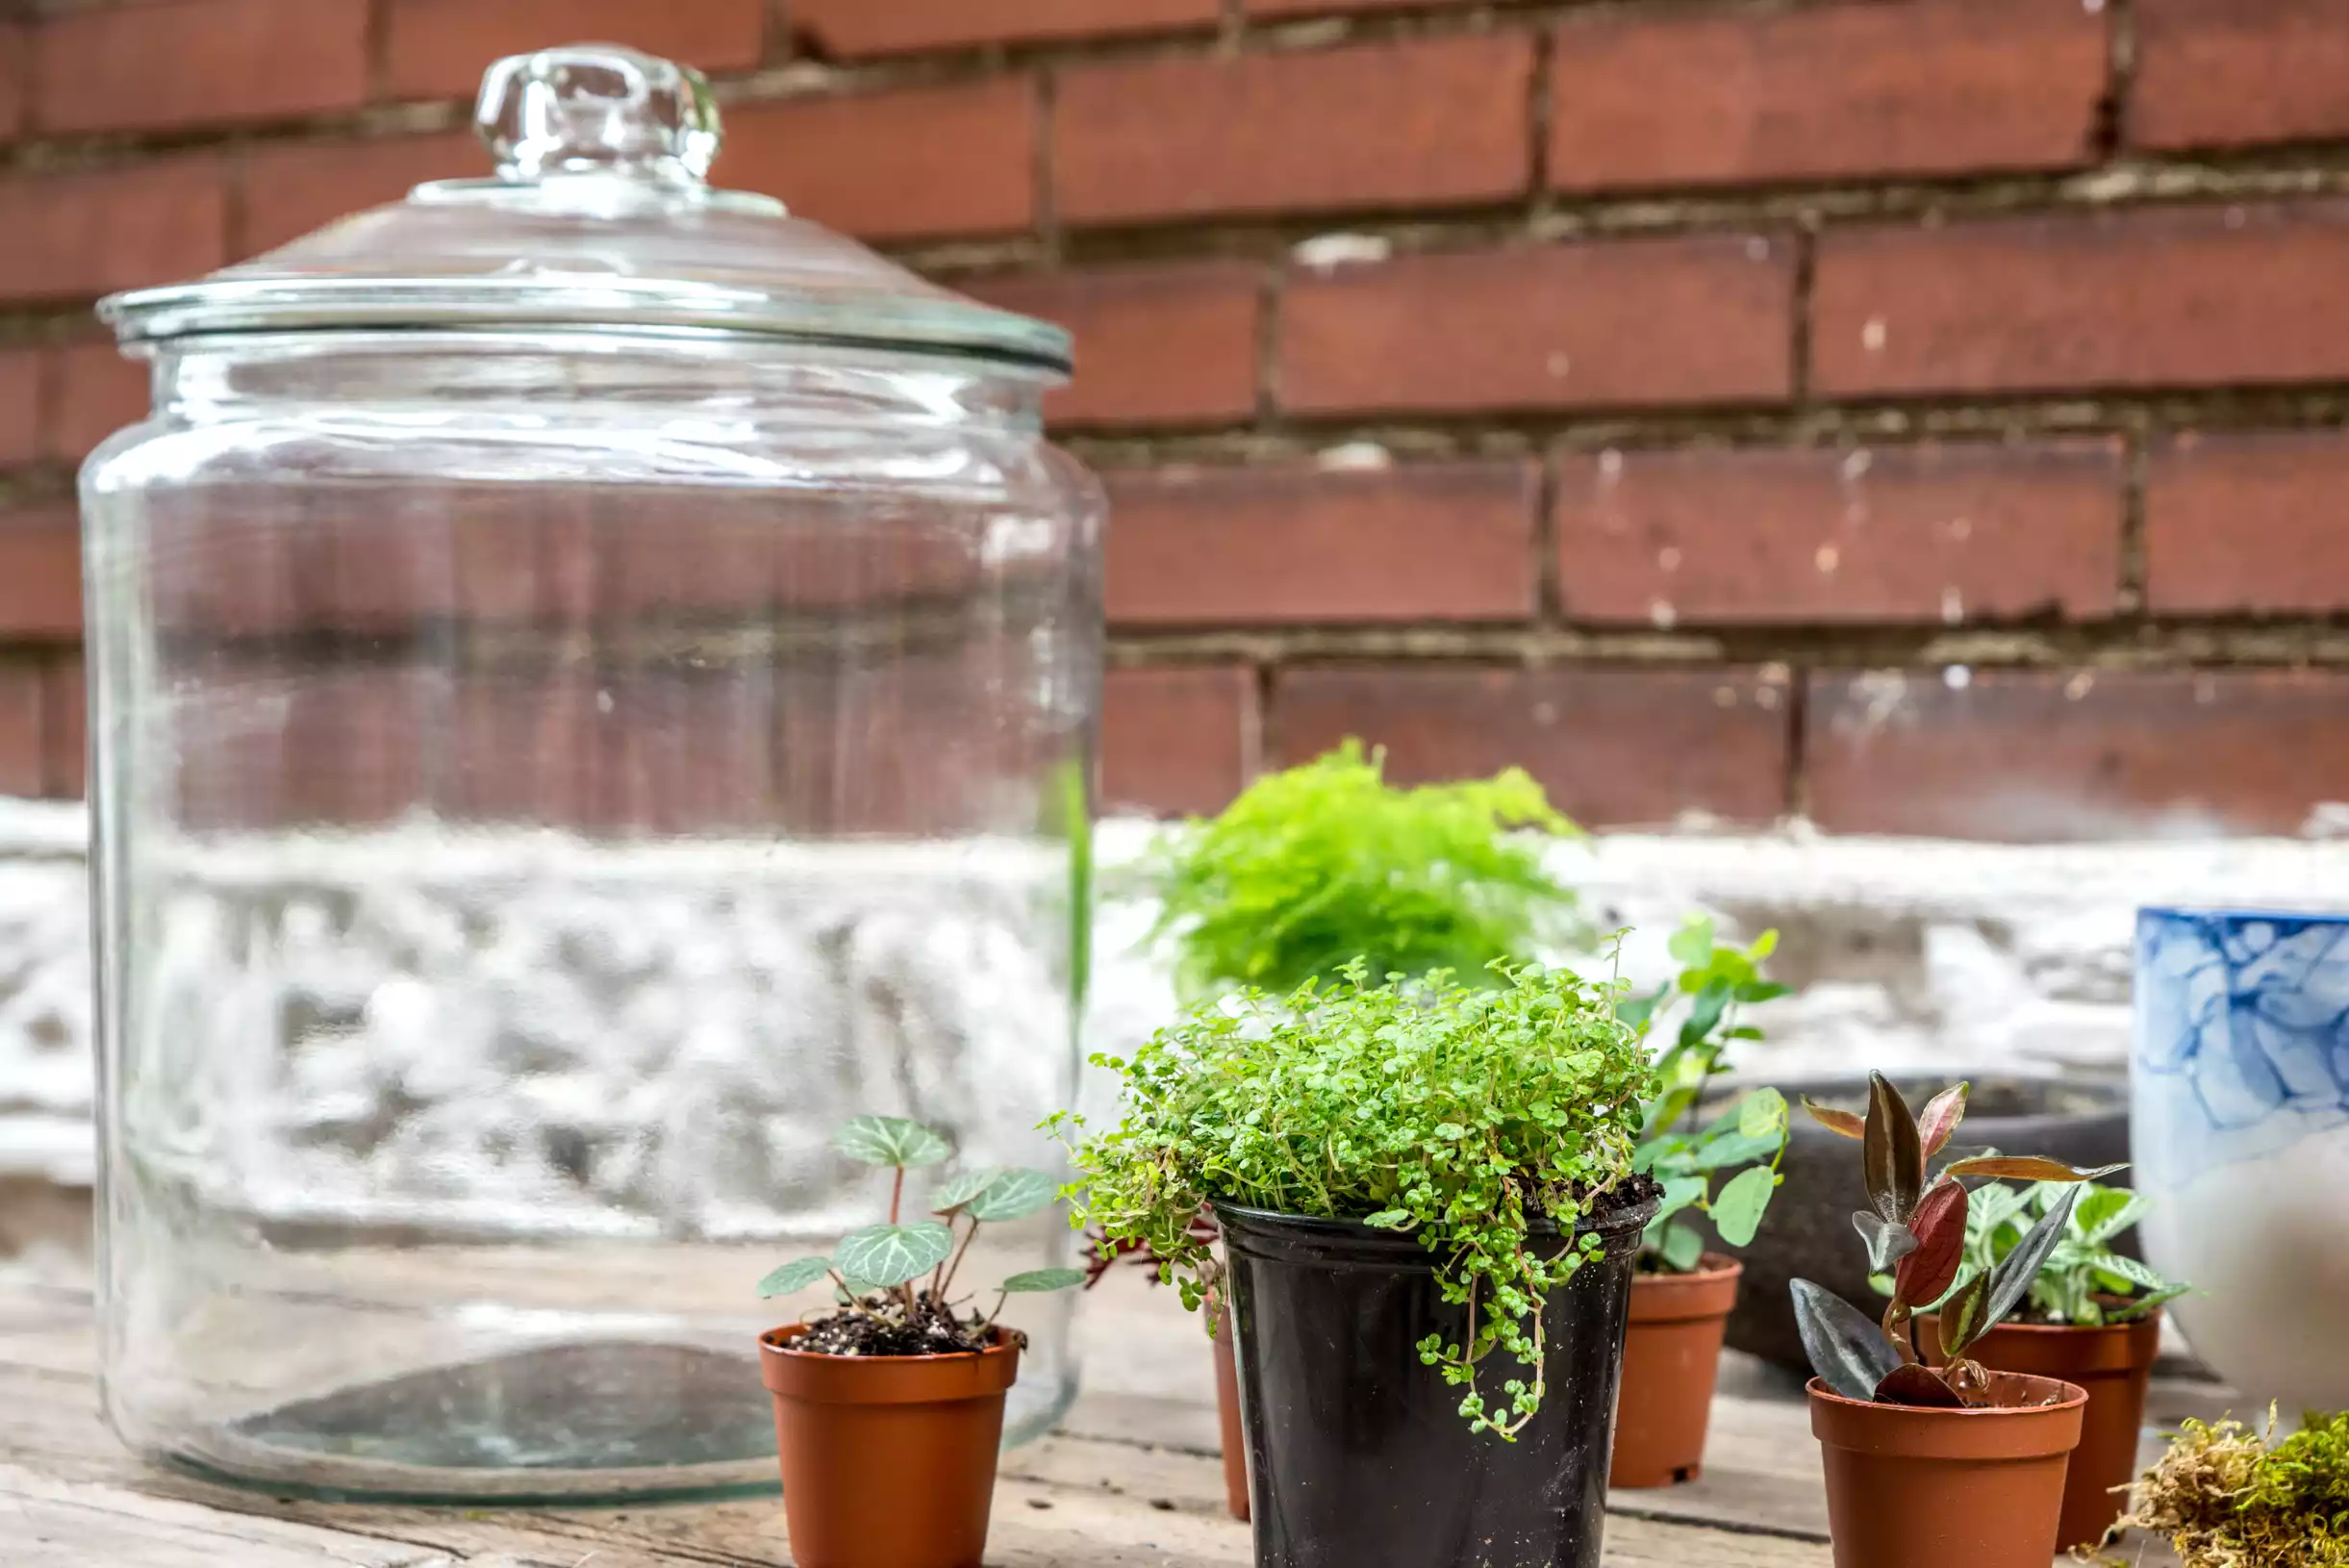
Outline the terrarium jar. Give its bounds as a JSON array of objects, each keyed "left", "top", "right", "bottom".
[{"left": 80, "top": 45, "right": 1101, "bottom": 1501}]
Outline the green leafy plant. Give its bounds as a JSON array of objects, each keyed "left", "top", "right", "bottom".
[
  {"left": 1869, "top": 1178, "right": 2187, "bottom": 1328},
  {"left": 1790, "top": 1073, "right": 2125, "bottom": 1408},
  {"left": 2115, "top": 1408, "right": 2349, "bottom": 1566},
  {"left": 759, "top": 1115, "right": 1083, "bottom": 1356},
  {"left": 1625, "top": 917, "right": 1791, "bottom": 1273},
  {"left": 1140, "top": 740, "right": 1582, "bottom": 1000},
  {"left": 1052, "top": 960, "right": 1650, "bottom": 1438}
]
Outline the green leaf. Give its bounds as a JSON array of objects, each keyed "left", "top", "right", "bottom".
[
  {"left": 967, "top": 1168, "right": 1060, "bottom": 1223},
  {"left": 932, "top": 1168, "right": 1001, "bottom": 1213},
  {"left": 2105, "top": 1282, "right": 2189, "bottom": 1323},
  {"left": 1710, "top": 1165, "right": 1777, "bottom": 1247},
  {"left": 1001, "top": 1268, "right": 1087, "bottom": 1294},
  {"left": 834, "top": 1222, "right": 954, "bottom": 1288},
  {"left": 1654, "top": 1175, "right": 1709, "bottom": 1226},
  {"left": 1616, "top": 983, "right": 1671, "bottom": 1034},
  {"left": 1735, "top": 980, "right": 1792, "bottom": 1004},
  {"left": 1659, "top": 1220, "right": 1705, "bottom": 1273},
  {"left": 2093, "top": 1252, "right": 2173, "bottom": 1294},
  {"left": 1937, "top": 1269, "right": 1990, "bottom": 1359},
  {"left": 1746, "top": 928, "right": 1780, "bottom": 962},
  {"left": 1737, "top": 1087, "right": 1789, "bottom": 1143},
  {"left": 1668, "top": 916, "right": 1716, "bottom": 968},
  {"left": 835, "top": 1115, "right": 953, "bottom": 1169},
  {"left": 2076, "top": 1186, "right": 2146, "bottom": 1247},
  {"left": 1676, "top": 979, "right": 1731, "bottom": 1050},
  {"left": 755, "top": 1256, "right": 835, "bottom": 1297}
]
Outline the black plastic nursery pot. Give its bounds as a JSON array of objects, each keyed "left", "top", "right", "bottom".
[{"left": 1215, "top": 1184, "right": 1659, "bottom": 1568}]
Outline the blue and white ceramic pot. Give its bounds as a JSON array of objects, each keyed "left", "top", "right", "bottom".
[{"left": 2134, "top": 907, "right": 2349, "bottom": 1414}]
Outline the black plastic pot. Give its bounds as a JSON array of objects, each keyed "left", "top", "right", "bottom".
[
  {"left": 1714, "top": 1074, "right": 2131, "bottom": 1373},
  {"left": 1216, "top": 1184, "right": 1658, "bottom": 1568}
]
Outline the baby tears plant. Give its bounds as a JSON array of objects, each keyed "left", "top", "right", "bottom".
[
  {"left": 758, "top": 1115, "right": 1082, "bottom": 1356},
  {"left": 1871, "top": 1178, "right": 2187, "bottom": 1328},
  {"left": 1790, "top": 1073, "right": 2124, "bottom": 1408},
  {"left": 1625, "top": 917, "right": 1791, "bottom": 1273},
  {"left": 1053, "top": 960, "right": 1651, "bottom": 1438},
  {"left": 1140, "top": 740, "right": 1583, "bottom": 1001}
]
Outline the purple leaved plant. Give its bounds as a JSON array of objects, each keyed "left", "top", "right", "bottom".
[{"left": 1790, "top": 1072, "right": 2124, "bottom": 1409}]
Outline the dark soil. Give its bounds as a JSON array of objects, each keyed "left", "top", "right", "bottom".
[{"left": 793, "top": 1290, "right": 1001, "bottom": 1358}]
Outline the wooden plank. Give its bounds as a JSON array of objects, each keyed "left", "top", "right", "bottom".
[{"left": 0, "top": 1460, "right": 457, "bottom": 1568}]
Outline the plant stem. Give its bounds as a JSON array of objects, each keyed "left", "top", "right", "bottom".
[
  {"left": 889, "top": 1164, "right": 904, "bottom": 1226},
  {"left": 938, "top": 1214, "right": 982, "bottom": 1301}
]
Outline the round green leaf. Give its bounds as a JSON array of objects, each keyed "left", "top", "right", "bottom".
[
  {"left": 1658, "top": 1220, "right": 1705, "bottom": 1273},
  {"left": 1709, "top": 1165, "right": 1777, "bottom": 1248},
  {"left": 834, "top": 1222, "right": 954, "bottom": 1288},
  {"left": 966, "top": 1168, "right": 1059, "bottom": 1223},
  {"left": 1000, "top": 1268, "right": 1086, "bottom": 1294},
  {"left": 932, "top": 1168, "right": 1001, "bottom": 1213},
  {"left": 756, "top": 1256, "right": 835, "bottom": 1298},
  {"left": 834, "top": 1115, "right": 952, "bottom": 1169},
  {"left": 1736, "top": 1087, "right": 1788, "bottom": 1143}
]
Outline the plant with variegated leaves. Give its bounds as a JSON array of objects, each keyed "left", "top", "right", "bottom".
[
  {"left": 1871, "top": 1179, "right": 2188, "bottom": 1329},
  {"left": 757, "top": 1115, "right": 1082, "bottom": 1356},
  {"left": 1623, "top": 917, "right": 1791, "bottom": 1273},
  {"left": 1790, "top": 1073, "right": 2125, "bottom": 1408}
]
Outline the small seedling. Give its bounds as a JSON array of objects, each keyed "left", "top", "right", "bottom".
[
  {"left": 1625, "top": 917, "right": 1791, "bottom": 1273},
  {"left": 758, "top": 1114, "right": 1082, "bottom": 1356},
  {"left": 1870, "top": 1178, "right": 2187, "bottom": 1328},
  {"left": 1790, "top": 1072, "right": 2124, "bottom": 1408}
]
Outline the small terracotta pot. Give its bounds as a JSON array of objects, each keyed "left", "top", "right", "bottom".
[
  {"left": 758, "top": 1325, "right": 1019, "bottom": 1568},
  {"left": 1609, "top": 1254, "right": 1742, "bottom": 1488},
  {"left": 1211, "top": 1302, "right": 1250, "bottom": 1522},
  {"left": 1918, "top": 1307, "right": 2162, "bottom": 1552},
  {"left": 1808, "top": 1371, "right": 2086, "bottom": 1568}
]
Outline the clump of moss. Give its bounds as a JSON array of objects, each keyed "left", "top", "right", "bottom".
[
  {"left": 2114, "top": 1409, "right": 2349, "bottom": 1566},
  {"left": 1141, "top": 740, "right": 1582, "bottom": 1001}
]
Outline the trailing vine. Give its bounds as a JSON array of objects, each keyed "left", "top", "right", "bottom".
[{"left": 1050, "top": 959, "right": 1651, "bottom": 1437}]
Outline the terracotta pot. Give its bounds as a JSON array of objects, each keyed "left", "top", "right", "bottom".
[
  {"left": 1608, "top": 1254, "right": 1742, "bottom": 1488},
  {"left": 1211, "top": 1302, "right": 1250, "bottom": 1522},
  {"left": 758, "top": 1325, "right": 1019, "bottom": 1568},
  {"left": 1808, "top": 1371, "right": 2086, "bottom": 1568},
  {"left": 1918, "top": 1307, "right": 2162, "bottom": 1552}
]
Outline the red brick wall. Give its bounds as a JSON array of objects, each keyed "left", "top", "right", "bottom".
[{"left": 8, "top": 0, "right": 2349, "bottom": 840}]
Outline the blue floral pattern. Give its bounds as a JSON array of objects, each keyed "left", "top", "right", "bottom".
[{"left": 2134, "top": 907, "right": 2349, "bottom": 1189}]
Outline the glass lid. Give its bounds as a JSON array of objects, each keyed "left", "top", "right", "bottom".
[{"left": 97, "top": 44, "right": 1071, "bottom": 374}]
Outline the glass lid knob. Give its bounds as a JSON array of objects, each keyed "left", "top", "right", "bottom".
[{"left": 476, "top": 44, "right": 720, "bottom": 190}]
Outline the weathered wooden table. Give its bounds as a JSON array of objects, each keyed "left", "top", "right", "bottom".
[{"left": 0, "top": 1272, "right": 2203, "bottom": 1566}]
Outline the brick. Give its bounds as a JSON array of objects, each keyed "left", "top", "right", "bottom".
[
  {"left": 1806, "top": 667, "right": 2349, "bottom": 840},
  {"left": 963, "top": 263, "right": 1263, "bottom": 428},
  {"left": 793, "top": 0, "right": 1219, "bottom": 57},
  {"left": 1055, "top": 35, "right": 1533, "bottom": 227},
  {"left": 450, "top": 666, "right": 600, "bottom": 827},
  {"left": 1103, "top": 666, "right": 1257, "bottom": 818},
  {"left": 1273, "top": 665, "right": 1791, "bottom": 828},
  {"left": 1281, "top": 237, "right": 1794, "bottom": 417},
  {"left": 0, "top": 350, "right": 38, "bottom": 468},
  {"left": 1556, "top": 440, "right": 2122, "bottom": 627},
  {"left": 0, "top": 160, "right": 227, "bottom": 303},
  {"left": 44, "top": 656, "right": 83, "bottom": 798},
  {"left": 598, "top": 667, "right": 777, "bottom": 834},
  {"left": 241, "top": 133, "right": 483, "bottom": 257},
  {"left": 0, "top": 505, "right": 80, "bottom": 640},
  {"left": 1107, "top": 461, "right": 1538, "bottom": 627},
  {"left": 385, "top": 0, "right": 769, "bottom": 101},
  {"left": 179, "top": 665, "right": 441, "bottom": 828},
  {"left": 0, "top": 664, "right": 39, "bottom": 798},
  {"left": 48, "top": 342, "right": 146, "bottom": 463},
  {"left": 722, "top": 79, "right": 1038, "bottom": 240},
  {"left": 1815, "top": 202, "right": 2349, "bottom": 398},
  {"left": 2134, "top": 0, "right": 2349, "bottom": 152},
  {"left": 0, "top": 24, "right": 25, "bottom": 144},
  {"left": 34, "top": 0, "right": 367, "bottom": 135},
  {"left": 1550, "top": 0, "right": 2104, "bottom": 193},
  {"left": 2145, "top": 429, "right": 2349, "bottom": 615}
]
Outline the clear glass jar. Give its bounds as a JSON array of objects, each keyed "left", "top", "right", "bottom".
[{"left": 81, "top": 46, "right": 1101, "bottom": 1501}]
